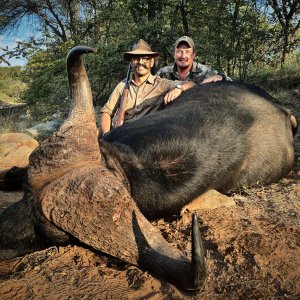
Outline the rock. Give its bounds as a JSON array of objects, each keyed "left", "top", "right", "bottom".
[
  {"left": 0, "top": 103, "right": 27, "bottom": 120},
  {"left": 24, "top": 118, "right": 63, "bottom": 139},
  {"left": 181, "top": 189, "right": 236, "bottom": 214},
  {"left": 0, "top": 133, "right": 39, "bottom": 190}
]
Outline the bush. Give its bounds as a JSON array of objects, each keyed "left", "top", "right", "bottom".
[
  {"left": 0, "top": 67, "right": 27, "bottom": 104},
  {"left": 0, "top": 115, "right": 20, "bottom": 133},
  {"left": 22, "top": 49, "right": 69, "bottom": 123},
  {"left": 247, "top": 52, "right": 300, "bottom": 91}
]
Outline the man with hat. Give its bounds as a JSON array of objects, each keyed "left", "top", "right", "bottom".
[
  {"left": 100, "top": 39, "right": 195, "bottom": 137},
  {"left": 157, "top": 36, "right": 231, "bottom": 84}
]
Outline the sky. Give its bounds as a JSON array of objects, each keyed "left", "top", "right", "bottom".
[
  {"left": 0, "top": 35, "right": 28, "bottom": 67},
  {"left": 0, "top": 17, "right": 40, "bottom": 67}
]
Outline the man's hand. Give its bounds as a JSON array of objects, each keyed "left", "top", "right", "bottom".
[
  {"left": 164, "top": 88, "right": 182, "bottom": 104},
  {"left": 164, "top": 81, "right": 196, "bottom": 105},
  {"left": 100, "top": 112, "right": 112, "bottom": 137},
  {"left": 201, "top": 75, "right": 223, "bottom": 84}
]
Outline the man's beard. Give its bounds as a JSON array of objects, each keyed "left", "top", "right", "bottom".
[{"left": 177, "top": 60, "right": 191, "bottom": 70}]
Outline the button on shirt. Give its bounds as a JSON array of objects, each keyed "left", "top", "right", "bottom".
[{"left": 101, "top": 74, "right": 181, "bottom": 117}]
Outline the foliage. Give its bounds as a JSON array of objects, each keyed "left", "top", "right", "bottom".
[
  {"left": 0, "top": 115, "right": 20, "bottom": 133},
  {"left": 266, "top": 0, "right": 300, "bottom": 65},
  {"left": 22, "top": 46, "right": 70, "bottom": 123},
  {"left": 0, "top": 0, "right": 299, "bottom": 121},
  {"left": 247, "top": 51, "right": 300, "bottom": 90},
  {"left": 0, "top": 66, "right": 27, "bottom": 103}
]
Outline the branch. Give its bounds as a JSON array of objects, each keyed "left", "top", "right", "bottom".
[{"left": 45, "top": 0, "right": 67, "bottom": 41}]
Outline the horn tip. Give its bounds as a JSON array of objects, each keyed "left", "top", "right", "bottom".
[{"left": 191, "top": 212, "right": 207, "bottom": 290}]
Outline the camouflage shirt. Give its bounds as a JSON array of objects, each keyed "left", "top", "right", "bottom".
[{"left": 157, "top": 62, "right": 231, "bottom": 84}]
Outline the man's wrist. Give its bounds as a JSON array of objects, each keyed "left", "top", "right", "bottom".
[{"left": 176, "top": 84, "right": 184, "bottom": 92}]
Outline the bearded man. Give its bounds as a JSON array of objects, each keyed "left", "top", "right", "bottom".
[{"left": 157, "top": 36, "right": 231, "bottom": 84}]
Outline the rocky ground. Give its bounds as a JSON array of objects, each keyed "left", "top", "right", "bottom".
[{"left": 0, "top": 99, "right": 299, "bottom": 299}]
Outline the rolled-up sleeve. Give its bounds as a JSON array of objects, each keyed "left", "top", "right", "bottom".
[
  {"left": 101, "top": 81, "right": 125, "bottom": 116},
  {"left": 158, "top": 77, "right": 184, "bottom": 93}
]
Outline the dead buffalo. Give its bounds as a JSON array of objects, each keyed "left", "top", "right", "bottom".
[
  {"left": 103, "top": 79, "right": 297, "bottom": 220},
  {"left": 0, "top": 46, "right": 297, "bottom": 291}
]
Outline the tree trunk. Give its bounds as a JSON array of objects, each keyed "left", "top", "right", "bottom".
[{"left": 179, "top": 0, "right": 189, "bottom": 35}]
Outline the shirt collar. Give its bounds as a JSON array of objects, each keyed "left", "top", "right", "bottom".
[
  {"left": 131, "top": 73, "right": 156, "bottom": 85},
  {"left": 191, "top": 61, "right": 198, "bottom": 72},
  {"left": 147, "top": 73, "right": 156, "bottom": 84}
]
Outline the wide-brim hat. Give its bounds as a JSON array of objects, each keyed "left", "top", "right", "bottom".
[
  {"left": 124, "top": 39, "right": 160, "bottom": 61},
  {"left": 174, "top": 36, "right": 195, "bottom": 49}
]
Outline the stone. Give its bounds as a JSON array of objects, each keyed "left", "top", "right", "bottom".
[
  {"left": 0, "top": 133, "right": 39, "bottom": 190},
  {"left": 24, "top": 118, "right": 63, "bottom": 139},
  {"left": 181, "top": 189, "right": 236, "bottom": 214}
]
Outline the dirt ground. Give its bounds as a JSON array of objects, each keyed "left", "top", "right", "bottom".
[
  {"left": 0, "top": 169, "right": 299, "bottom": 299},
  {"left": 0, "top": 100, "right": 299, "bottom": 299}
]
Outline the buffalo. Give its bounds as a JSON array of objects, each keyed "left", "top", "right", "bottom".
[{"left": 0, "top": 46, "right": 297, "bottom": 291}]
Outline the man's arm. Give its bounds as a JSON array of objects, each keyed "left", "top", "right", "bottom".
[
  {"left": 193, "top": 62, "right": 232, "bottom": 84},
  {"left": 164, "top": 81, "right": 196, "bottom": 104},
  {"left": 98, "top": 81, "right": 124, "bottom": 138},
  {"left": 201, "top": 74, "right": 223, "bottom": 84},
  {"left": 100, "top": 112, "right": 112, "bottom": 137}
]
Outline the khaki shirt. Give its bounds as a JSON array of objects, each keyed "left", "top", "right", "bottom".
[{"left": 101, "top": 74, "right": 181, "bottom": 117}]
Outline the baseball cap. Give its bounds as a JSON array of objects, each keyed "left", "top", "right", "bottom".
[{"left": 174, "top": 36, "right": 195, "bottom": 49}]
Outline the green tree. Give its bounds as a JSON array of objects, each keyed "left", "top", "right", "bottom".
[
  {"left": 0, "top": 0, "right": 299, "bottom": 117},
  {"left": 266, "top": 0, "right": 300, "bottom": 66},
  {"left": 22, "top": 44, "right": 70, "bottom": 121}
]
